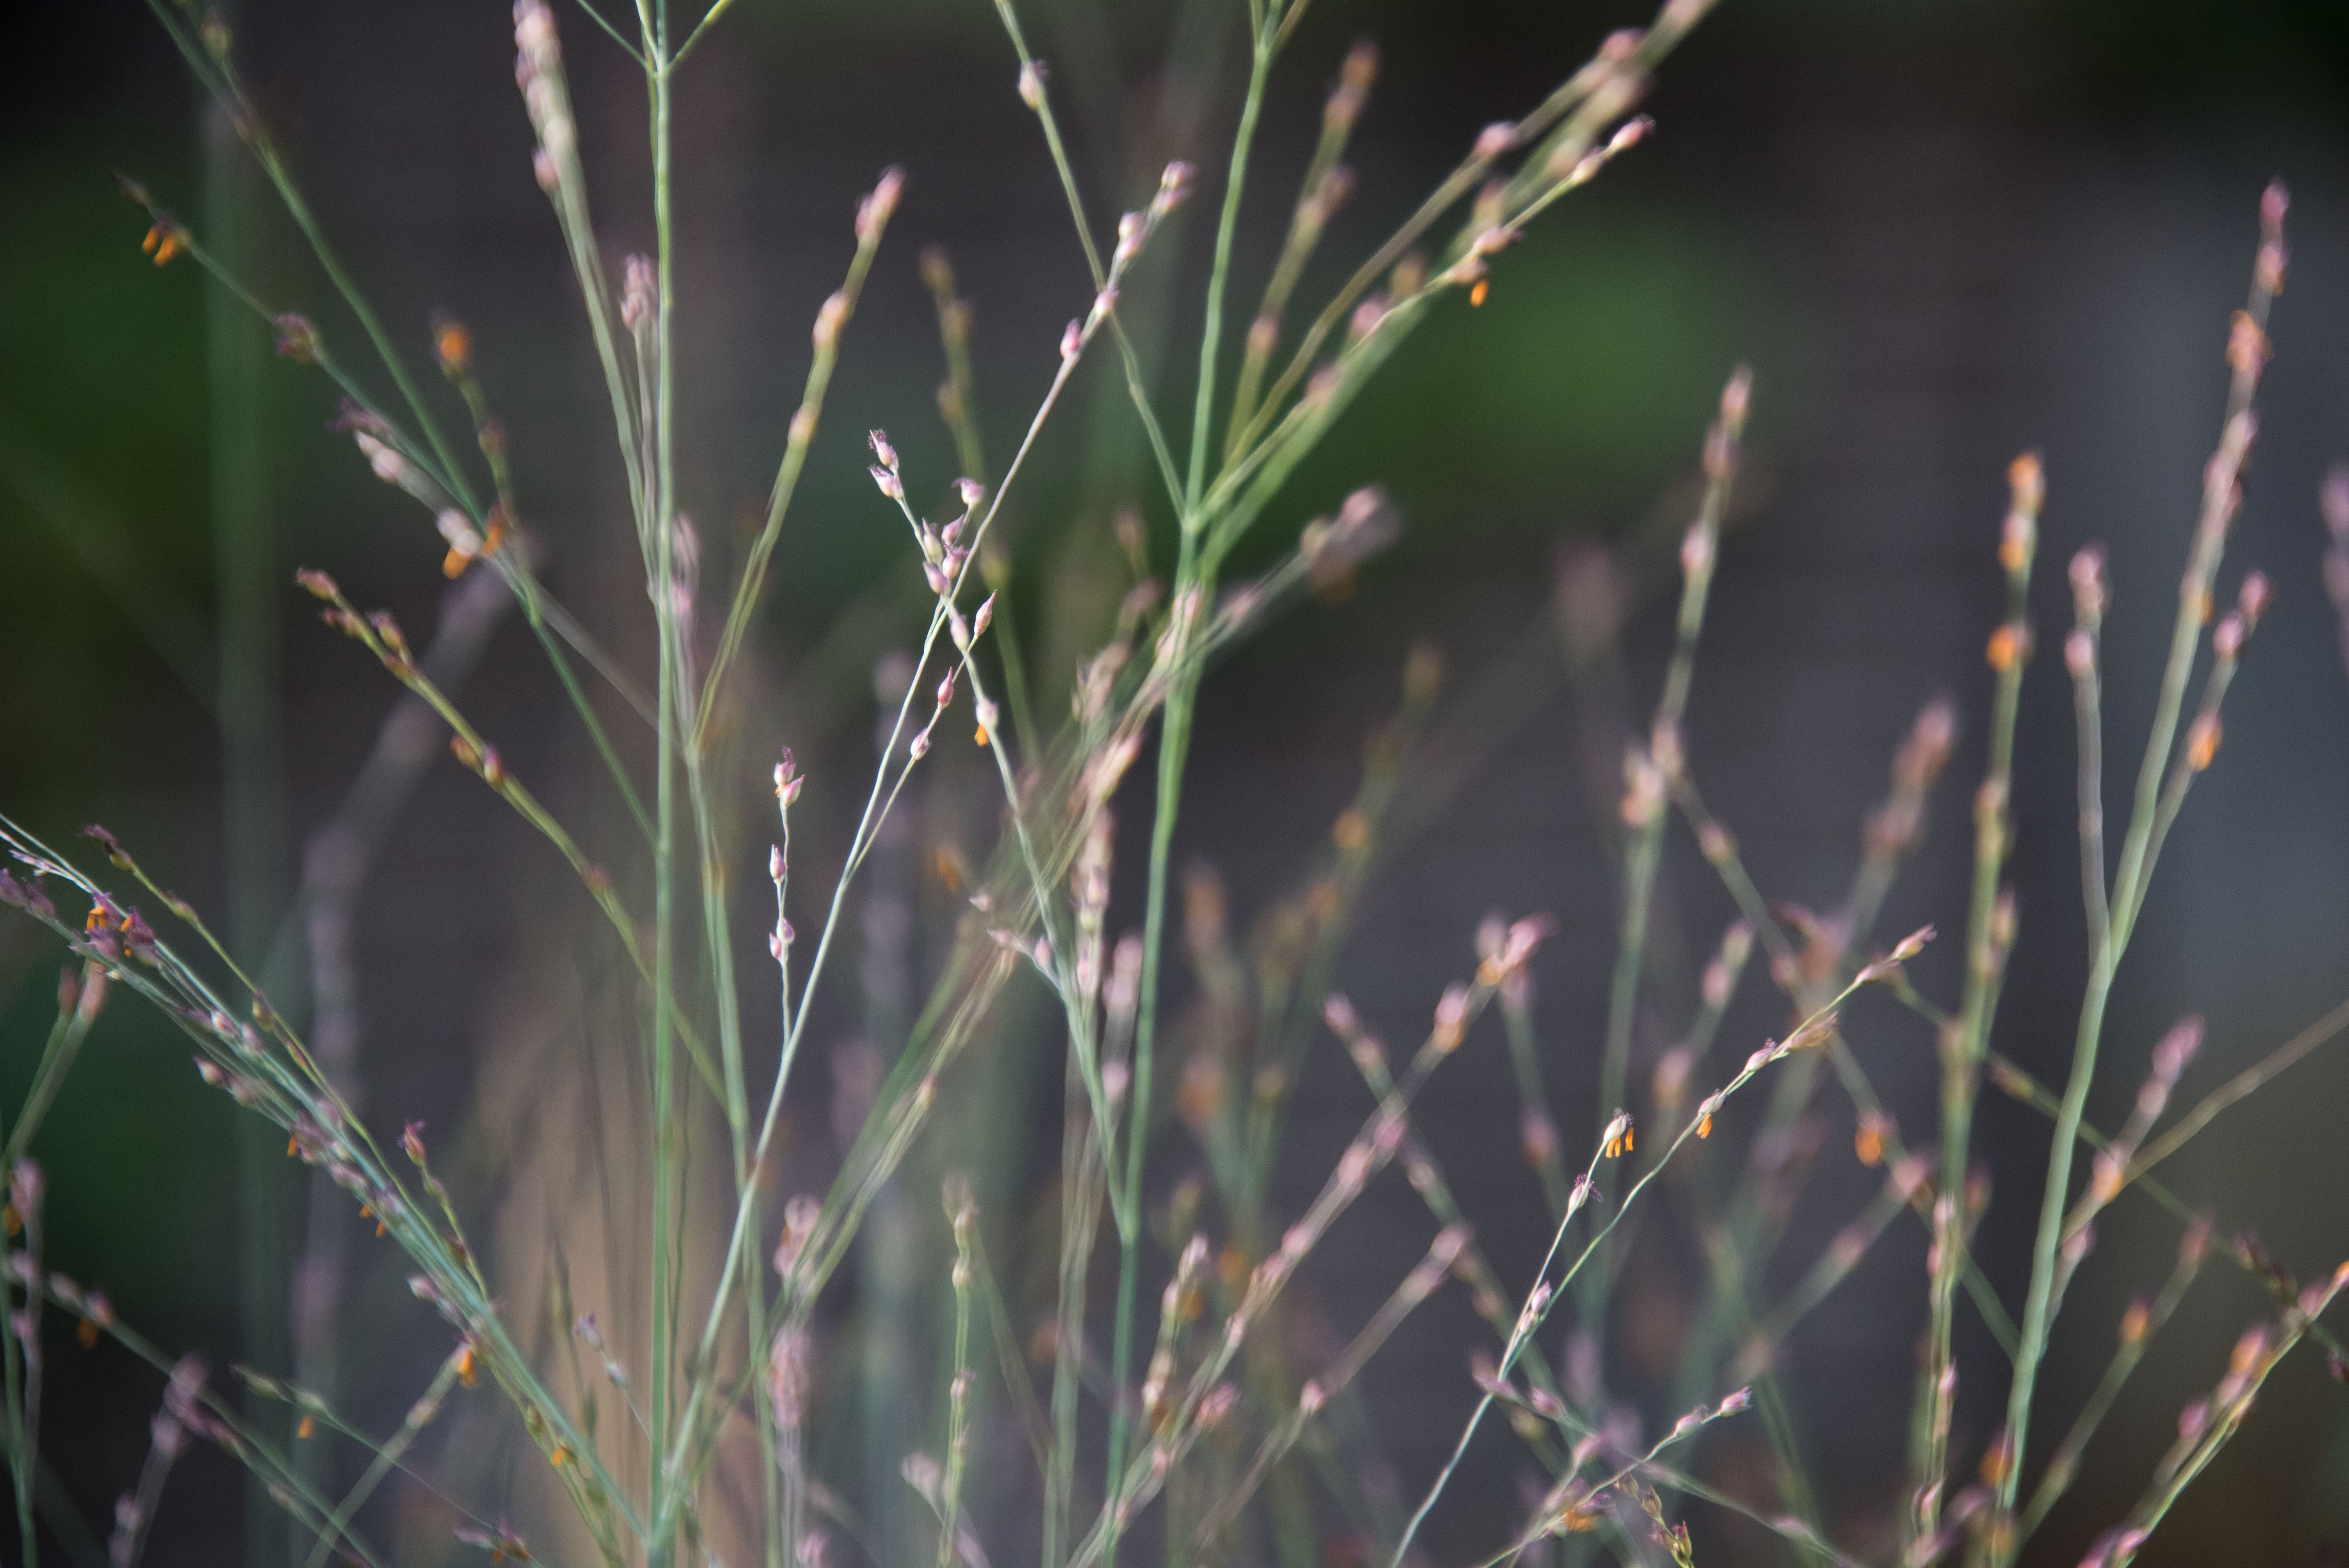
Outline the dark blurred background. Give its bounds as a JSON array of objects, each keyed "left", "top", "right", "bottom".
[{"left": 5, "top": 0, "right": 2349, "bottom": 1564}]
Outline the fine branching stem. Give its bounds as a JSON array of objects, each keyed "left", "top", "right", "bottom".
[
  {"left": 1991, "top": 202, "right": 2281, "bottom": 1552},
  {"left": 36, "top": 13, "right": 2333, "bottom": 1568}
]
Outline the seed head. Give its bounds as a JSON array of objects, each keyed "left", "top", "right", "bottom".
[
  {"left": 813, "top": 291, "right": 848, "bottom": 351},
  {"left": 1985, "top": 623, "right": 2026, "bottom": 673},
  {"left": 2227, "top": 308, "right": 2272, "bottom": 380},
  {"left": 431, "top": 314, "right": 472, "bottom": 377},
  {"left": 1602, "top": 1110, "right": 1633, "bottom": 1160},
  {"left": 2237, "top": 569, "right": 2272, "bottom": 627},
  {"left": 620, "top": 255, "right": 657, "bottom": 333},
  {"left": 1198, "top": 1382, "right": 1240, "bottom": 1430},
  {"left": 1112, "top": 210, "right": 1145, "bottom": 267},
  {"left": 1431, "top": 983, "right": 1471, "bottom": 1053},
  {"left": 2069, "top": 543, "right": 2108, "bottom": 625},
  {"left": 1854, "top": 1109, "right": 1891, "bottom": 1168},
  {"left": 272, "top": 312, "right": 321, "bottom": 365},
  {"left": 856, "top": 166, "right": 904, "bottom": 244},
  {"left": 1328, "top": 40, "right": 1378, "bottom": 130},
  {"left": 140, "top": 218, "right": 188, "bottom": 267},
  {"left": 1153, "top": 161, "right": 1195, "bottom": 217},
  {"left": 2065, "top": 627, "right": 2096, "bottom": 680},
  {"left": 2185, "top": 712, "right": 2222, "bottom": 772}
]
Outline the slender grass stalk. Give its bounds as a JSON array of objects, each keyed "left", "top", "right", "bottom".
[
  {"left": 1224, "top": 41, "right": 1373, "bottom": 460},
  {"left": 1973, "top": 1037, "right": 2349, "bottom": 1368},
  {"left": 668, "top": 251, "right": 1182, "bottom": 1465},
  {"left": 148, "top": 0, "right": 669, "bottom": 880},
  {"left": 76, "top": 1291, "right": 498, "bottom": 1568},
  {"left": 1324, "top": 1000, "right": 1576, "bottom": 1424},
  {"left": 1189, "top": 1227, "right": 1462, "bottom": 1557},
  {"left": 923, "top": 248, "right": 1045, "bottom": 762},
  {"left": 53, "top": 6, "right": 2243, "bottom": 1565},
  {"left": 640, "top": 13, "right": 682, "bottom": 1568},
  {"left": 1184, "top": 16, "right": 1275, "bottom": 515},
  {"left": 1749, "top": 1174, "right": 1911, "bottom": 1351},
  {"left": 1, "top": 972, "right": 101, "bottom": 1568},
  {"left": 1101, "top": 665, "right": 1197, "bottom": 1562},
  {"left": 195, "top": 67, "right": 297, "bottom": 1564},
  {"left": 2127, "top": 994, "right": 2349, "bottom": 1186},
  {"left": 1076, "top": 968, "right": 1519, "bottom": 1568},
  {"left": 296, "top": 1353, "right": 467, "bottom": 1568},
  {"left": 1990, "top": 188, "right": 2285, "bottom": 1556},
  {"left": 0, "top": 968, "right": 105, "bottom": 1176},
  {"left": 139, "top": 1, "right": 477, "bottom": 514},
  {"left": 1909, "top": 452, "right": 2037, "bottom": 1545},
  {"left": 991, "top": 0, "right": 1189, "bottom": 513},
  {"left": 1045, "top": 1040, "right": 1107, "bottom": 1568},
  {"left": 1501, "top": 990, "right": 1573, "bottom": 1222},
  {"left": 1393, "top": 946, "right": 1923, "bottom": 1566},
  {"left": 1593, "top": 369, "right": 1747, "bottom": 1220},
  {"left": 937, "top": 1185, "right": 978, "bottom": 1568},
  {"left": 286, "top": 566, "right": 508, "bottom": 1556},
  {"left": 2067, "top": 549, "right": 2112, "bottom": 955},
  {"left": 0, "top": 818, "right": 645, "bottom": 1541},
  {"left": 2018, "top": 1224, "right": 2205, "bottom": 1538},
  {"left": 699, "top": 186, "right": 896, "bottom": 734},
  {"left": 2101, "top": 1262, "right": 2349, "bottom": 1566},
  {"left": 124, "top": 100, "right": 665, "bottom": 794},
  {"left": 1662, "top": 730, "right": 2017, "bottom": 1474},
  {"left": 296, "top": 577, "right": 728, "bottom": 1096}
]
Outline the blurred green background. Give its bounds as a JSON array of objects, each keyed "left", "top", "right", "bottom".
[{"left": 4, "top": 0, "right": 2349, "bottom": 1563}]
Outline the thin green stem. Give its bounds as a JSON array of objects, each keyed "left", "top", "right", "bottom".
[
  {"left": 1396, "top": 969, "right": 1883, "bottom": 1567},
  {"left": 297, "top": 1356, "right": 467, "bottom": 1568},
  {"left": 1911, "top": 459, "right": 2035, "bottom": 1547},
  {"left": 991, "top": 0, "right": 1187, "bottom": 515},
  {"left": 570, "top": 0, "right": 652, "bottom": 66},
  {"left": 700, "top": 192, "right": 893, "bottom": 734},
  {"left": 646, "top": 12, "right": 679, "bottom": 1563},
  {"left": 1185, "top": 23, "right": 1274, "bottom": 515},
  {"left": 2071, "top": 626, "right": 2110, "bottom": 958},
  {"left": 1991, "top": 248, "right": 2272, "bottom": 1548},
  {"left": 1101, "top": 666, "right": 1198, "bottom": 1561},
  {"left": 1224, "top": 43, "right": 1368, "bottom": 459},
  {"left": 1975, "top": 1043, "right": 2349, "bottom": 1368},
  {"left": 1586, "top": 371, "right": 1745, "bottom": 1320},
  {"left": 1500, "top": 991, "right": 1572, "bottom": 1222},
  {"left": 938, "top": 1194, "right": 977, "bottom": 1568},
  {"left": 1, "top": 971, "right": 103, "bottom": 1176},
  {"left": 139, "top": 2, "right": 478, "bottom": 515},
  {"left": 2018, "top": 1242, "right": 2201, "bottom": 1541},
  {"left": 672, "top": 0, "right": 738, "bottom": 67}
]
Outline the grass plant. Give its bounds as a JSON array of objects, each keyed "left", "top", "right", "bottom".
[{"left": 3, "top": 2, "right": 2347, "bottom": 1566}]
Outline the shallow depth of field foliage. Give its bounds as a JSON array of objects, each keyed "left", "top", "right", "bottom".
[{"left": 4, "top": 1, "right": 2349, "bottom": 1567}]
